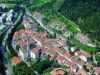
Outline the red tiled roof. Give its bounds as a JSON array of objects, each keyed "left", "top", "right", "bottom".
[
  {"left": 19, "top": 29, "right": 27, "bottom": 35},
  {"left": 50, "top": 68, "right": 64, "bottom": 75},
  {"left": 57, "top": 55, "right": 65, "bottom": 61},
  {"left": 64, "top": 51, "right": 72, "bottom": 58},
  {"left": 66, "top": 61, "right": 74, "bottom": 67},
  {"left": 59, "top": 40, "right": 66, "bottom": 45},
  {"left": 31, "top": 47, "right": 40, "bottom": 54},
  {"left": 75, "top": 50, "right": 81, "bottom": 55},
  {"left": 76, "top": 61, "right": 84, "bottom": 67},
  {"left": 80, "top": 53, "right": 89, "bottom": 58},
  {"left": 86, "top": 63, "right": 93, "bottom": 69},
  {"left": 95, "top": 67, "right": 100, "bottom": 75},
  {"left": 76, "top": 69, "right": 88, "bottom": 75},
  {"left": 12, "top": 56, "right": 22, "bottom": 65}
]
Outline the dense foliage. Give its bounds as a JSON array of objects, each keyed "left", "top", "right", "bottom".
[
  {"left": 14, "top": 62, "right": 35, "bottom": 75},
  {"left": 59, "top": 0, "right": 100, "bottom": 42},
  {"left": 32, "top": 60, "right": 53, "bottom": 74}
]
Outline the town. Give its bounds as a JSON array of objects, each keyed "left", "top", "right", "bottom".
[{"left": 0, "top": 1, "right": 100, "bottom": 75}]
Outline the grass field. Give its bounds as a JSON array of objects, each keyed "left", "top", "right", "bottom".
[{"left": 29, "top": 0, "right": 51, "bottom": 9}]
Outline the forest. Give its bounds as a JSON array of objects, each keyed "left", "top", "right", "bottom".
[{"left": 59, "top": 0, "right": 100, "bottom": 43}]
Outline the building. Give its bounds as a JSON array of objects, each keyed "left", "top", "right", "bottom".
[
  {"left": 76, "top": 69, "right": 88, "bottom": 75},
  {"left": 19, "top": 46, "right": 30, "bottom": 59},
  {"left": 56, "top": 55, "right": 65, "bottom": 64},
  {"left": 22, "top": 19, "right": 30, "bottom": 28},
  {"left": 75, "top": 50, "right": 81, "bottom": 56},
  {"left": 7, "top": 9, "right": 14, "bottom": 16},
  {"left": 6, "top": 13, "right": 14, "bottom": 22},
  {"left": 0, "top": 13, "right": 7, "bottom": 23},
  {"left": 12, "top": 56, "right": 22, "bottom": 66},
  {"left": 50, "top": 68, "right": 65, "bottom": 75},
  {"left": 94, "top": 67, "right": 100, "bottom": 75},
  {"left": 30, "top": 47, "right": 41, "bottom": 59},
  {"left": 75, "top": 33, "right": 90, "bottom": 44},
  {"left": 33, "top": 12, "right": 43, "bottom": 21},
  {"left": 86, "top": 63, "right": 93, "bottom": 70},
  {"left": 80, "top": 53, "right": 90, "bottom": 62}
]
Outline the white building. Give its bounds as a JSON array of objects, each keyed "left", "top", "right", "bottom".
[
  {"left": 80, "top": 53, "right": 90, "bottom": 62},
  {"left": 30, "top": 47, "right": 40, "bottom": 59},
  {"left": 6, "top": 14, "right": 14, "bottom": 22}
]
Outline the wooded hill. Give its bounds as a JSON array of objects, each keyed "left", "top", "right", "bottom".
[{"left": 59, "top": 0, "right": 100, "bottom": 43}]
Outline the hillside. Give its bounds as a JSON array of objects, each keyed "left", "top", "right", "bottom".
[{"left": 59, "top": 0, "right": 100, "bottom": 43}]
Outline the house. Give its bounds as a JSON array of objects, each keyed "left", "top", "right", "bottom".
[
  {"left": 59, "top": 40, "right": 67, "bottom": 46},
  {"left": 12, "top": 56, "right": 22, "bottom": 66},
  {"left": 56, "top": 55, "right": 65, "bottom": 64},
  {"left": 46, "top": 48, "right": 57, "bottom": 60},
  {"left": 30, "top": 47, "right": 41, "bottom": 59},
  {"left": 76, "top": 61, "right": 84, "bottom": 69},
  {"left": 94, "top": 67, "right": 100, "bottom": 75},
  {"left": 66, "top": 61, "right": 75, "bottom": 68},
  {"left": 64, "top": 46, "right": 69, "bottom": 51},
  {"left": 61, "top": 25, "right": 66, "bottom": 32},
  {"left": 6, "top": 13, "right": 14, "bottom": 22},
  {"left": 57, "top": 49, "right": 65, "bottom": 56},
  {"left": 33, "top": 12, "right": 43, "bottom": 21},
  {"left": 63, "top": 51, "right": 72, "bottom": 61},
  {"left": 0, "top": 13, "right": 7, "bottom": 23},
  {"left": 22, "top": 19, "right": 30, "bottom": 28},
  {"left": 76, "top": 69, "right": 88, "bottom": 75},
  {"left": 86, "top": 63, "right": 93, "bottom": 70},
  {"left": 50, "top": 23, "right": 57, "bottom": 28},
  {"left": 19, "top": 46, "right": 29, "bottom": 59},
  {"left": 75, "top": 50, "right": 81, "bottom": 56},
  {"left": 64, "top": 31, "right": 72, "bottom": 38},
  {"left": 50, "top": 68, "right": 65, "bottom": 75},
  {"left": 75, "top": 33, "right": 90, "bottom": 44},
  {"left": 80, "top": 53, "right": 90, "bottom": 62},
  {"left": 69, "top": 56, "right": 77, "bottom": 63},
  {"left": 72, "top": 65, "right": 79, "bottom": 73},
  {"left": 7, "top": 9, "right": 14, "bottom": 16},
  {"left": 25, "top": 23, "right": 38, "bottom": 33},
  {"left": 56, "top": 25, "right": 61, "bottom": 30}
]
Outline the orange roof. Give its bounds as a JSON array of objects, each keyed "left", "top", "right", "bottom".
[
  {"left": 51, "top": 46, "right": 60, "bottom": 51},
  {"left": 64, "top": 51, "right": 72, "bottom": 58},
  {"left": 41, "top": 38, "right": 53, "bottom": 44},
  {"left": 59, "top": 40, "right": 66, "bottom": 44},
  {"left": 76, "top": 61, "right": 84, "bottom": 66},
  {"left": 75, "top": 51, "right": 81, "bottom": 55},
  {"left": 57, "top": 55, "right": 65, "bottom": 61},
  {"left": 31, "top": 47, "right": 40, "bottom": 54},
  {"left": 41, "top": 31, "right": 47, "bottom": 37},
  {"left": 95, "top": 67, "right": 100, "bottom": 75},
  {"left": 80, "top": 53, "right": 89, "bottom": 58},
  {"left": 86, "top": 63, "right": 93, "bottom": 69},
  {"left": 50, "top": 68, "right": 64, "bottom": 75},
  {"left": 12, "top": 56, "right": 22, "bottom": 65},
  {"left": 76, "top": 69, "right": 88, "bottom": 75},
  {"left": 67, "top": 61, "right": 74, "bottom": 67},
  {"left": 19, "top": 29, "right": 27, "bottom": 35}
]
